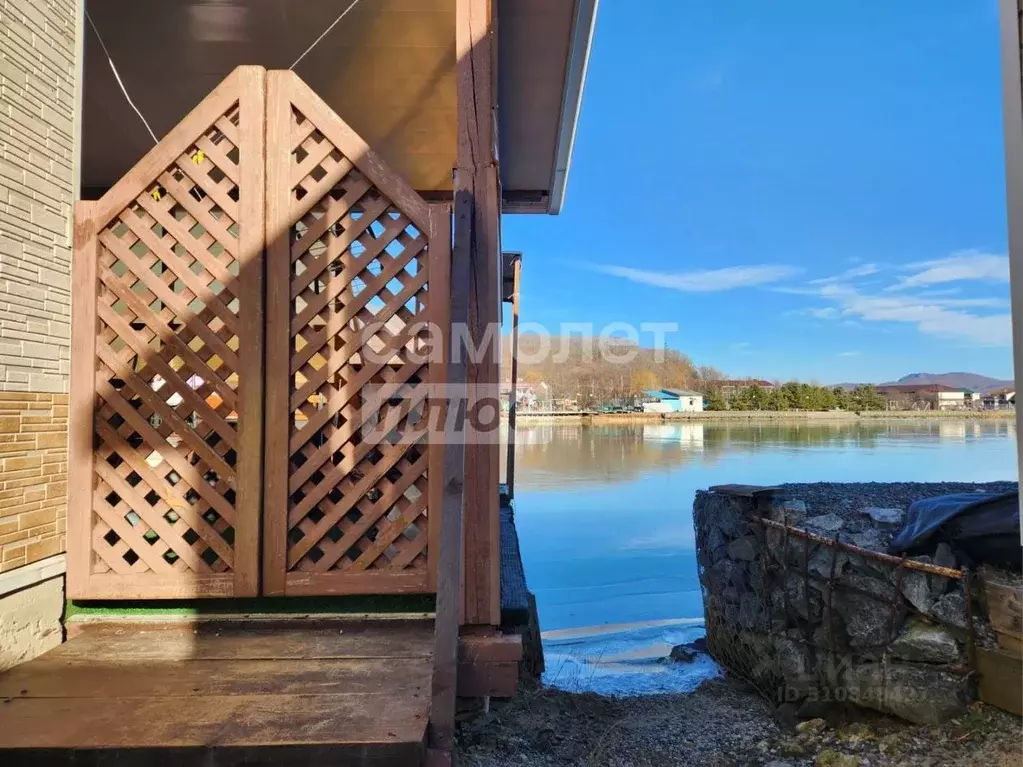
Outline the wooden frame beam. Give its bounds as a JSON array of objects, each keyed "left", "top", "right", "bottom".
[
  {"left": 455, "top": 0, "right": 501, "bottom": 628},
  {"left": 504, "top": 252, "right": 522, "bottom": 500},
  {"left": 998, "top": 0, "right": 1023, "bottom": 545},
  {"left": 430, "top": 2, "right": 501, "bottom": 761}
]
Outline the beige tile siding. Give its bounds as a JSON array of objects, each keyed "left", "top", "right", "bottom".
[
  {"left": 0, "top": 393, "right": 68, "bottom": 571},
  {"left": 0, "top": 0, "right": 77, "bottom": 394},
  {"left": 0, "top": 0, "right": 77, "bottom": 576}
]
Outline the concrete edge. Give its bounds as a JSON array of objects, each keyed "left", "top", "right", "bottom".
[
  {"left": 0, "top": 554, "right": 66, "bottom": 599},
  {"left": 65, "top": 611, "right": 436, "bottom": 626}
]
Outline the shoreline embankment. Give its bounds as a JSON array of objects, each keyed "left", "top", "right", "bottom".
[{"left": 514, "top": 410, "right": 1017, "bottom": 425}]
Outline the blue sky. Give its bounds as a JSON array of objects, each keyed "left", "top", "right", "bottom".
[{"left": 502, "top": 0, "right": 1013, "bottom": 383}]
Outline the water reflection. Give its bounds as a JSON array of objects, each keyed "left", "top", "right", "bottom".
[
  {"left": 513, "top": 418, "right": 1017, "bottom": 693},
  {"left": 643, "top": 423, "right": 705, "bottom": 450},
  {"left": 515, "top": 419, "right": 1017, "bottom": 491}
]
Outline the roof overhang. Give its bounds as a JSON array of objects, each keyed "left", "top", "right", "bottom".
[
  {"left": 80, "top": 0, "right": 596, "bottom": 214},
  {"left": 497, "top": 0, "right": 598, "bottom": 214},
  {"left": 545, "top": 0, "right": 598, "bottom": 214}
]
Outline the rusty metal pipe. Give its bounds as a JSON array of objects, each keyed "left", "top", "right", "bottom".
[{"left": 753, "top": 516, "right": 964, "bottom": 579}]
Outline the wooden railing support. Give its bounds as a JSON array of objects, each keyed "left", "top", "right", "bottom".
[
  {"left": 428, "top": 200, "right": 468, "bottom": 763},
  {"left": 505, "top": 252, "right": 521, "bottom": 500},
  {"left": 456, "top": 0, "right": 501, "bottom": 629}
]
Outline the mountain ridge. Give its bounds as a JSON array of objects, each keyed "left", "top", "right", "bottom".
[
  {"left": 890, "top": 372, "right": 1013, "bottom": 392},
  {"left": 834, "top": 372, "right": 1013, "bottom": 392}
]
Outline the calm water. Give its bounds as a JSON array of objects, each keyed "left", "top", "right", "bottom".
[{"left": 512, "top": 419, "right": 1018, "bottom": 693}]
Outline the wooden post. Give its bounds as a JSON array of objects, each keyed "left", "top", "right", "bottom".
[
  {"left": 428, "top": 204, "right": 466, "bottom": 764},
  {"left": 262, "top": 69, "right": 293, "bottom": 597},
  {"left": 232, "top": 65, "right": 267, "bottom": 597},
  {"left": 456, "top": 0, "right": 501, "bottom": 627},
  {"left": 67, "top": 200, "right": 98, "bottom": 598},
  {"left": 506, "top": 253, "right": 521, "bottom": 500},
  {"left": 998, "top": 0, "right": 1023, "bottom": 545}
]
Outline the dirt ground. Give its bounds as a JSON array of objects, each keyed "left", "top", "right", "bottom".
[{"left": 456, "top": 677, "right": 1022, "bottom": 766}]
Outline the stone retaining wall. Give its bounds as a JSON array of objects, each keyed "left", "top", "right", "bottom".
[{"left": 693, "top": 482, "right": 1016, "bottom": 725}]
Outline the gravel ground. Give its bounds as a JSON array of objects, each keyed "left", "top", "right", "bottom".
[
  {"left": 458, "top": 482, "right": 1023, "bottom": 764},
  {"left": 767, "top": 481, "right": 1017, "bottom": 552},
  {"left": 456, "top": 676, "right": 1022, "bottom": 766},
  {"left": 771, "top": 482, "right": 1016, "bottom": 523}
]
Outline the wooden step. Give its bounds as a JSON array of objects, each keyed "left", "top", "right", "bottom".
[
  {"left": 64, "top": 612, "right": 524, "bottom": 698},
  {"left": 0, "top": 618, "right": 433, "bottom": 766}
]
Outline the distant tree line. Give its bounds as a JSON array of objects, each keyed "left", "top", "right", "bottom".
[
  {"left": 503, "top": 335, "right": 885, "bottom": 412},
  {"left": 704, "top": 382, "right": 886, "bottom": 412},
  {"left": 506, "top": 334, "right": 724, "bottom": 409}
]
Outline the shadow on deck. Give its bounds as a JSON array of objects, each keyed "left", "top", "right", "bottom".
[{"left": 0, "top": 617, "right": 433, "bottom": 766}]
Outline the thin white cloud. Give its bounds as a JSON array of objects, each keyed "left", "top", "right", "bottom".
[
  {"left": 891, "top": 250, "right": 1008, "bottom": 290},
  {"left": 805, "top": 307, "right": 840, "bottom": 320},
  {"left": 837, "top": 351, "right": 861, "bottom": 357},
  {"left": 590, "top": 264, "right": 800, "bottom": 292},
  {"left": 815, "top": 283, "right": 1011, "bottom": 346},
  {"left": 928, "top": 297, "right": 1008, "bottom": 308},
  {"left": 809, "top": 263, "right": 882, "bottom": 285}
]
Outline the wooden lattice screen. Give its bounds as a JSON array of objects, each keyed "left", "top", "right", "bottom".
[
  {"left": 69, "top": 68, "right": 449, "bottom": 599},
  {"left": 68, "top": 68, "right": 266, "bottom": 598},
  {"left": 263, "top": 72, "right": 450, "bottom": 596}
]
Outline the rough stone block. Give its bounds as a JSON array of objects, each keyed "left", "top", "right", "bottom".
[
  {"left": 767, "top": 498, "right": 808, "bottom": 525},
  {"left": 804, "top": 514, "right": 845, "bottom": 534},
  {"left": 842, "top": 662, "right": 974, "bottom": 725},
  {"left": 772, "top": 571, "right": 823, "bottom": 622},
  {"left": 929, "top": 590, "right": 969, "bottom": 630},
  {"left": 899, "top": 561, "right": 935, "bottom": 614},
  {"left": 774, "top": 632, "right": 817, "bottom": 695},
  {"left": 860, "top": 507, "right": 905, "bottom": 528},
  {"left": 727, "top": 535, "right": 759, "bottom": 562},
  {"left": 0, "top": 574, "right": 63, "bottom": 670},
  {"left": 890, "top": 617, "right": 960, "bottom": 664},
  {"left": 836, "top": 592, "right": 902, "bottom": 648}
]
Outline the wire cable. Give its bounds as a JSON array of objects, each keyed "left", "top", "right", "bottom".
[
  {"left": 86, "top": 1, "right": 367, "bottom": 142},
  {"left": 290, "top": 0, "right": 366, "bottom": 71},
  {"left": 85, "top": 10, "right": 158, "bottom": 145}
]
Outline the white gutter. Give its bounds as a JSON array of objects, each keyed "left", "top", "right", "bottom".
[{"left": 547, "top": 0, "right": 599, "bottom": 215}]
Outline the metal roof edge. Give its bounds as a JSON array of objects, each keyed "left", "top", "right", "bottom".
[{"left": 546, "top": 0, "right": 598, "bottom": 215}]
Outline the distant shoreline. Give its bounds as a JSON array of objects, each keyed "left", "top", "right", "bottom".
[{"left": 513, "top": 410, "right": 1017, "bottom": 425}]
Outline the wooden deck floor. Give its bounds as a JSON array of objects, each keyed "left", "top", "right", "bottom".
[{"left": 0, "top": 618, "right": 433, "bottom": 766}]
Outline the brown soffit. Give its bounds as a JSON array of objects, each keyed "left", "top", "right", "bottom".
[
  {"left": 79, "top": 1, "right": 597, "bottom": 215},
  {"left": 548, "top": 0, "right": 598, "bottom": 215}
]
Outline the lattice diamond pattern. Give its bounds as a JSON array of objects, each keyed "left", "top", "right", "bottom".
[
  {"left": 89, "top": 104, "right": 245, "bottom": 577},
  {"left": 284, "top": 107, "right": 432, "bottom": 575}
]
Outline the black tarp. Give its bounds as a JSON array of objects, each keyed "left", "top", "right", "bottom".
[{"left": 889, "top": 492, "right": 1021, "bottom": 571}]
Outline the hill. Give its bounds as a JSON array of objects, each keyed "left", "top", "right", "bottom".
[
  {"left": 502, "top": 334, "right": 722, "bottom": 407},
  {"left": 888, "top": 372, "right": 1013, "bottom": 392},
  {"left": 834, "top": 372, "right": 1013, "bottom": 392}
]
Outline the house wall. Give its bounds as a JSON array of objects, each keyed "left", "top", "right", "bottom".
[
  {"left": 936, "top": 392, "right": 966, "bottom": 411},
  {"left": 643, "top": 399, "right": 680, "bottom": 414},
  {"left": 679, "top": 396, "right": 704, "bottom": 413},
  {"left": 0, "top": 0, "right": 80, "bottom": 667}
]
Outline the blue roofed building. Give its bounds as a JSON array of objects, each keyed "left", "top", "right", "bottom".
[{"left": 642, "top": 389, "right": 705, "bottom": 413}]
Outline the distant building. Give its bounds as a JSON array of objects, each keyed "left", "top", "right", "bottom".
[
  {"left": 981, "top": 388, "right": 1016, "bottom": 409},
  {"left": 642, "top": 389, "right": 704, "bottom": 413},
  {"left": 500, "top": 381, "right": 551, "bottom": 411},
  {"left": 706, "top": 379, "right": 775, "bottom": 402},
  {"left": 876, "top": 384, "right": 967, "bottom": 411}
]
